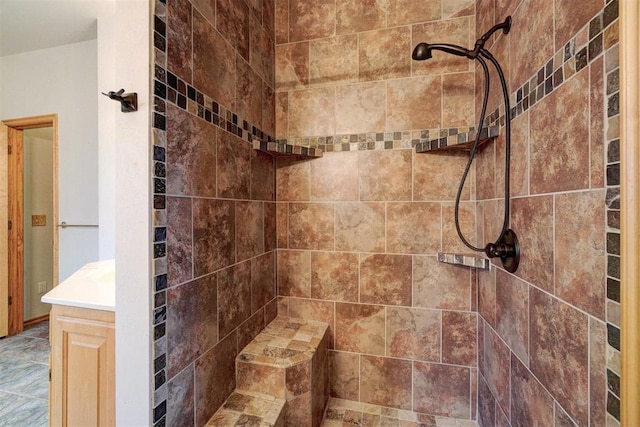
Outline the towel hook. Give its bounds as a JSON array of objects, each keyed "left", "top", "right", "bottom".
[{"left": 101, "top": 88, "right": 138, "bottom": 112}]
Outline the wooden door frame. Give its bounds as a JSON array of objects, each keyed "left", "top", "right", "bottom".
[{"left": 0, "top": 114, "right": 58, "bottom": 336}]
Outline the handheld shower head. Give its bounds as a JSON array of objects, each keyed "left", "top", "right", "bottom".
[
  {"left": 411, "top": 43, "right": 472, "bottom": 61},
  {"left": 412, "top": 43, "right": 432, "bottom": 60}
]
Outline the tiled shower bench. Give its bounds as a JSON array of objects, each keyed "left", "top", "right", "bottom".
[{"left": 206, "top": 317, "right": 330, "bottom": 426}]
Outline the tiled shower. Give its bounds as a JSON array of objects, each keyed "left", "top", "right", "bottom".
[{"left": 150, "top": 0, "right": 621, "bottom": 425}]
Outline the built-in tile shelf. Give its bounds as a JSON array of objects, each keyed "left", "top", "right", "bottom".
[
  {"left": 415, "top": 126, "right": 499, "bottom": 154},
  {"left": 437, "top": 252, "right": 490, "bottom": 270},
  {"left": 253, "top": 140, "right": 323, "bottom": 158}
]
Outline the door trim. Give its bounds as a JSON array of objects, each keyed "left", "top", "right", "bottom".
[{"left": 0, "top": 114, "right": 58, "bottom": 336}]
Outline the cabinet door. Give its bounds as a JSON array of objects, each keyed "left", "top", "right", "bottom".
[{"left": 50, "top": 306, "right": 115, "bottom": 427}]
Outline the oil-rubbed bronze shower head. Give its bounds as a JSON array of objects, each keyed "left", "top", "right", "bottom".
[{"left": 411, "top": 42, "right": 471, "bottom": 61}]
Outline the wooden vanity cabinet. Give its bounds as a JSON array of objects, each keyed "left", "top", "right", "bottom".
[{"left": 49, "top": 304, "right": 115, "bottom": 426}]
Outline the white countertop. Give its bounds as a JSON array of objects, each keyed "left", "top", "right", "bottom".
[{"left": 42, "top": 259, "right": 115, "bottom": 312}]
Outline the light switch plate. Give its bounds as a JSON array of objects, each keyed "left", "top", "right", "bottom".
[{"left": 32, "top": 215, "right": 46, "bottom": 226}]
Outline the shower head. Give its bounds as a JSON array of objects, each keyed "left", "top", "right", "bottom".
[{"left": 411, "top": 42, "right": 472, "bottom": 61}]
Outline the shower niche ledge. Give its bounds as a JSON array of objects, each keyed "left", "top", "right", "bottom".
[
  {"left": 438, "top": 252, "right": 490, "bottom": 270},
  {"left": 253, "top": 140, "right": 323, "bottom": 158},
  {"left": 415, "top": 125, "right": 499, "bottom": 154}
]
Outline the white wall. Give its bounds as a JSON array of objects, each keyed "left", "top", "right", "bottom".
[{"left": 0, "top": 40, "right": 99, "bottom": 281}]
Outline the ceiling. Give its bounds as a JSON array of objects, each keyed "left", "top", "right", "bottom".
[{"left": 0, "top": 0, "right": 114, "bottom": 57}]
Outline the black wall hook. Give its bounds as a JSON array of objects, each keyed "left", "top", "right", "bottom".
[{"left": 102, "top": 89, "right": 138, "bottom": 112}]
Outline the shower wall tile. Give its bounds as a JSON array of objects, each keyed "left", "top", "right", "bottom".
[
  {"left": 217, "top": 130, "right": 251, "bottom": 199},
  {"left": 475, "top": 0, "right": 494, "bottom": 43},
  {"left": 413, "top": 256, "right": 472, "bottom": 311},
  {"left": 413, "top": 153, "right": 471, "bottom": 201},
  {"left": 335, "top": 82, "right": 386, "bottom": 134},
  {"left": 336, "top": 0, "right": 386, "bottom": 34},
  {"left": 166, "top": 196, "right": 192, "bottom": 287},
  {"left": 495, "top": 270, "right": 529, "bottom": 364},
  {"left": 555, "top": 190, "right": 606, "bottom": 319},
  {"left": 386, "top": 76, "right": 442, "bottom": 131},
  {"left": 263, "top": 82, "right": 276, "bottom": 137},
  {"left": 235, "top": 201, "right": 264, "bottom": 261},
  {"left": 388, "top": 0, "right": 441, "bottom": 26},
  {"left": 310, "top": 251, "right": 359, "bottom": 302},
  {"left": 191, "top": 0, "right": 215, "bottom": 28},
  {"left": 442, "top": 311, "right": 477, "bottom": 366},
  {"left": 167, "top": 0, "right": 192, "bottom": 83},
  {"left": 412, "top": 18, "right": 472, "bottom": 76},
  {"left": 309, "top": 35, "right": 359, "bottom": 86},
  {"left": 387, "top": 202, "right": 442, "bottom": 254},
  {"left": 530, "top": 68, "right": 590, "bottom": 194},
  {"left": 478, "top": 262, "right": 496, "bottom": 328},
  {"left": 494, "top": 0, "right": 518, "bottom": 23},
  {"left": 166, "top": 274, "right": 218, "bottom": 378},
  {"left": 329, "top": 351, "right": 359, "bottom": 400},
  {"left": 359, "top": 150, "right": 412, "bottom": 201},
  {"left": 250, "top": 15, "right": 275, "bottom": 87},
  {"left": 497, "top": 112, "right": 528, "bottom": 198},
  {"left": 475, "top": 144, "right": 496, "bottom": 201},
  {"left": 288, "top": 0, "right": 336, "bottom": 42},
  {"left": 510, "top": 354, "right": 554, "bottom": 427},
  {"left": 334, "top": 202, "right": 386, "bottom": 252},
  {"left": 250, "top": 251, "right": 276, "bottom": 312},
  {"left": 276, "top": 158, "right": 310, "bottom": 201},
  {"left": 443, "top": 73, "right": 476, "bottom": 127},
  {"left": 310, "top": 152, "right": 359, "bottom": 201},
  {"left": 510, "top": 195, "right": 554, "bottom": 292},
  {"left": 444, "top": 0, "right": 475, "bottom": 18},
  {"left": 590, "top": 318, "right": 607, "bottom": 426},
  {"left": 167, "top": 363, "right": 194, "bottom": 427},
  {"left": 166, "top": 104, "right": 216, "bottom": 197},
  {"left": 360, "top": 355, "right": 412, "bottom": 410},
  {"left": 288, "top": 298, "right": 336, "bottom": 344},
  {"left": 386, "top": 307, "right": 441, "bottom": 361},
  {"left": 530, "top": 287, "right": 589, "bottom": 425},
  {"left": 442, "top": 202, "right": 477, "bottom": 254},
  {"left": 193, "top": 198, "right": 236, "bottom": 277},
  {"left": 274, "top": 0, "right": 288, "bottom": 43},
  {"left": 413, "top": 362, "right": 471, "bottom": 419},
  {"left": 590, "top": 56, "right": 605, "bottom": 188},
  {"left": 288, "top": 202, "right": 334, "bottom": 250},
  {"left": 478, "top": 375, "right": 496, "bottom": 427},
  {"left": 288, "top": 87, "right": 336, "bottom": 137},
  {"left": 275, "top": 92, "right": 288, "bottom": 138},
  {"left": 359, "top": 254, "right": 412, "bottom": 306},
  {"left": 481, "top": 322, "right": 511, "bottom": 421},
  {"left": 216, "top": 0, "right": 250, "bottom": 60},
  {"left": 236, "top": 56, "right": 263, "bottom": 129},
  {"left": 250, "top": 150, "right": 276, "bottom": 201},
  {"left": 277, "top": 249, "right": 311, "bottom": 297},
  {"left": 335, "top": 302, "right": 385, "bottom": 355},
  {"left": 276, "top": 202, "right": 288, "bottom": 248},
  {"left": 555, "top": 0, "right": 603, "bottom": 50},
  {"left": 217, "top": 260, "right": 252, "bottom": 338},
  {"left": 358, "top": 27, "right": 412, "bottom": 81},
  {"left": 275, "top": 42, "right": 310, "bottom": 91}
]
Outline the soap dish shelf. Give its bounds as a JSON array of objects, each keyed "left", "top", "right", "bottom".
[
  {"left": 438, "top": 252, "right": 490, "bottom": 270},
  {"left": 253, "top": 140, "right": 323, "bottom": 158},
  {"left": 415, "top": 125, "right": 500, "bottom": 154}
]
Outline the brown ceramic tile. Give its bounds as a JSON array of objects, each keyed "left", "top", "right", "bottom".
[
  {"left": 386, "top": 76, "right": 442, "bottom": 131},
  {"left": 286, "top": 360, "right": 311, "bottom": 398},
  {"left": 475, "top": 0, "right": 494, "bottom": 42},
  {"left": 195, "top": 332, "right": 238, "bottom": 426},
  {"left": 485, "top": 31, "right": 511, "bottom": 115},
  {"left": 555, "top": 0, "right": 603, "bottom": 49},
  {"left": 191, "top": 0, "right": 215, "bottom": 27},
  {"left": 217, "top": 260, "right": 252, "bottom": 337},
  {"left": 477, "top": 268, "right": 496, "bottom": 327},
  {"left": 276, "top": 157, "right": 310, "bottom": 201},
  {"left": 482, "top": 199, "right": 505, "bottom": 257},
  {"left": 443, "top": 0, "right": 475, "bottom": 18},
  {"left": 442, "top": 72, "right": 475, "bottom": 127},
  {"left": 495, "top": 0, "right": 519, "bottom": 22},
  {"left": 478, "top": 374, "right": 496, "bottom": 427},
  {"left": 413, "top": 256, "right": 471, "bottom": 311},
  {"left": 360, "top": 254, "right": 412, "bottom": 306},
  {"left": 236, "top": 359, "right": 286, "bottom": 398},
  {"left": 530, "top": 69, "right": 590, "bottom": 194},
  {"left": 359, "top": 27, "right": 412, "bottom": 82},
  {"left": 193, "top": 9, "right": 236, "bottom": 109},
  {"left": 386, "top": 202, "right": 442, "bottom": 254},
  {"left": 193, "top": 199, "right": 235, "bottom": 276},
  {"left": 275, "top": 0, "right": 288, "bottom": 44},
  {"left": 167, "top": 363, "right": 194, "bottom": 427},
  {"left": 277, "top": 249, "right": 311, "bottom": 297},
  {"left": 413, "top": 153, "right": 471, "bottom": 201},
  {"left": 276, "top": 202, "right": 288, "bottom": 247},
  {"left": 555, "top": 403, "right": 578, "bottom": 427},
  {"left": 216, "top": 0, "right": 250, "bottom": 60},
  {"left": 310, "top": 252, "right": 359, "bottom": 302},
  {"left": 289, "top": 298, "right": 336, "bottom": 340},
  {"left": 288, "top": 87, "right": 336, "bottom": 137},
  {"left": 481, "top": 322, "right": 511, "bottom": 420},
  {"left": 263, "top": 84, "right": 276, "bottom": 138},
  {"left": 236, "top": 201, "right": 264, "bottom": 261},
  {"left": 217, "top": 130, "right": 251, "bottom": 199},
  {"left": 251, "top": 150, "right": 276, "bottom": 201},
  {"left": 329, "top": 351, "right": 359, "bottom": 400},
  {"left": 388, "top": 0, "right": 440, "bottom": 26},
  {"left": 275, "top": 42, "right": 309, "bottom": 91},
  {"left": 288, "top": 0, "right": 336, "bottom": 42},
  {"left": 359, "top": 150, "right": 412, "bottom": 201},
  {"left": 166, "top": 104, "right": 216, "bottom": 197},
  {"left": 413, "top": 362, "right": 471, "bottom": 419},
  {"left": 590, "top": 56, "right": 605, "bottom": 188},
  {"left": 264, "top": 203, "right": 277, "bottom": 252},
  {"left": 336, "top": 0, "right": 386, "bottom": 34},
  {"left": 167, "top": 196, "right": 193, "bottom": 287},
  {"left": 237, "top": 56, "right": 263, "bottom": 129},
  {"left": 442, "top": 202, "right": 477, "bottom": 254},
  {"left": 496, "top": 112, "right": 528, "bottom": 198},
  {"left": 251, "top": 17, "right": 276, "bottom": 88},
  {"left": 361, "top": 356, "right": 412, "bottom": 410},
  {"left": 529, "top": 287, "right": 589, "bottom": 425},
  {"left": 335, "top": 82, "right": 386, "bottom": 134},
  {"left": 495, "top": 270, "right": 529, "bottom": 364},
  {"left": 386, "top": 307, "right": 441, "bottom": 362},
  {"left": 475, "top": 143, "right": 496, "bottom": 201},
  {"left": 167, "top": 274, "right": 218, "bottom": 377},
  {"left": 288, "top": 203, "right": 334, "bottom": 250},
  {"left": 413, "top": 18, "right": 472, "bottom": 76},
  {"left": 276, "top": 92, "right": 289, "bottom": 138},
  {"left": 334, "top": 203, "right": 386, "bottom": 252},
  {"left": 510, "top": 354, "right": 554, "bottom": 426},
  {"left": 310, "top": 151, "right": 359, "bottom": 201},
  {"left": 309, "top": 35, "right": 359, "bottom": 86},
  {"left": 508, "top": 0, "right": 553, "bottom": 88},
  {"left": 263, "top": 0, "right": 275, "bottom": 38},
  {"left": 442, "top": 311, "right": 477, "bottom": 366},
  {"left": 237, "top": 309, "right": 266, "bottom": 351},
  {"left": 287, "top": 392, "right": 313, "bottom": 425},
  {"left": 590, "top": 318, "right": 607, "bottom": 427},
  {"left": 510, "top": 195, "right": 553, "bottom": 292},
  {"left": 251, "top": 251, "right": 276, "bottom": 312},
  {"left": 167, "top": 0, "right": 192, "bottom": 83},
  {"left": 335, "top": 302, "right": 385, "bottom": 355},
  {"left": 555, "top": 190, "right": 606, "bottom": 319}
]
